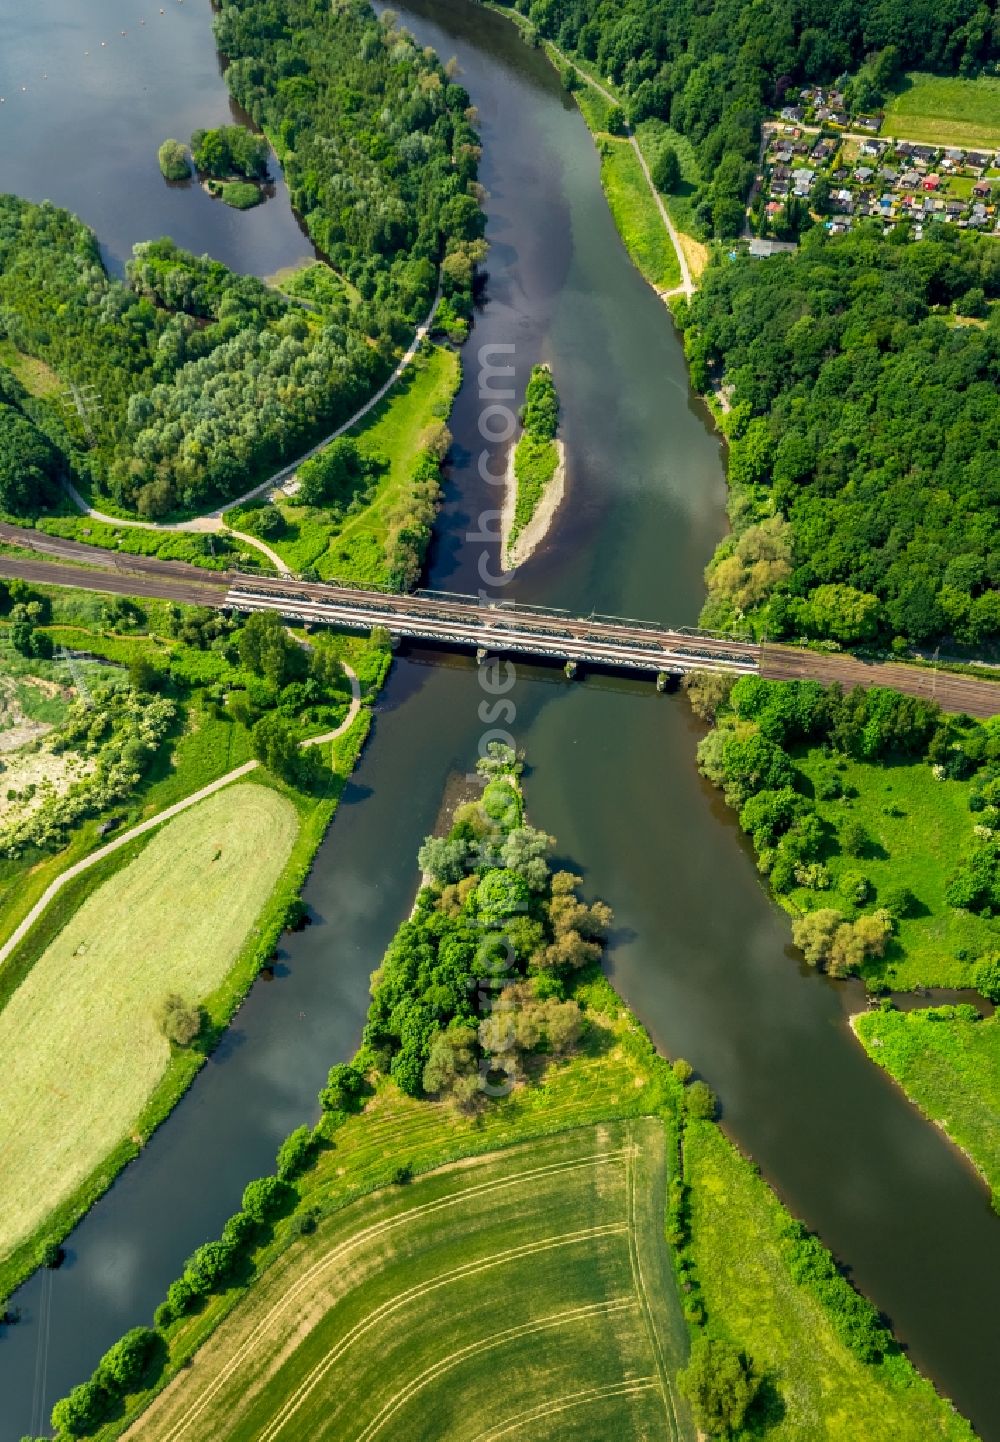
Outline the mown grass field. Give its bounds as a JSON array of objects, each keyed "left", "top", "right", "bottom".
[
  {"left": 130, "top": 1120, "right": 694, "bottom": 1442},
  {"left": 882, "top": 73, "right": 1000, "bottom": 147},
  {"left": 855, "top": 1009, "right": 1000, "bottom": 1204},
  {"left": 789, "top": 749, "right": 999, "bottom": 990},
  {"left": 599, "top": 139, "right": 681, "bottom": 291},
  {"left": 0, "top": 783, "right": 299, "bottom": 1263},
  {"left": 236, "top": 342, "right": 460, "bottom": 584},
  {"left": 685, "top": 1120, "right": 975, "bottom": 1441},
  {"left": 634, "top": 119, "right": 707, "bottom": 274}
]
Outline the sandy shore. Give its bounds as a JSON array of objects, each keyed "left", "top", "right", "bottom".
[{"left": 500, "top": 436, "right": 566, "bottom": 572}]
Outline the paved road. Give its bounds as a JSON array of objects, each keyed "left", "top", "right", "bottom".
[{"left": 0, "top": 665, "right": 361, "bottom": 967}]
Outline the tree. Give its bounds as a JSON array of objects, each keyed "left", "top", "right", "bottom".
[
  {"left": 251, "top": 712, "right": 300, "bottom": 782},
  {"left": 685, "top": 1080, "right": 718, "bottom": 1119},
  {"left": 652, "top": 145, "right": 680, "bottom": 192},
  {"left": 320, "top": 1061, "right": 365, "bottom": 1111},
  {"left": 128, "top": 654, "right": 162, "bottom": 693},
  {"left": 422, "top": 1021, "right": 478, "bottom": 1101},
  {"left": 792, "top": 908, "right": 841, "bottom": 967},
  {"left": 241, "top": 1175, "right": 291, "bottom": 1223},
  {"left": 842, "top": 820, "right": 868, "bottom": 858},
  {"left": 606, "top": 104, "right": 627, "bottom": 136},
  {"left": 157, "top": 139, "right": 190, "bottom": 181},
  {"left": 679, "top": 1336, "right": 761, "bottom": 1438},
  {"left": 156, "top": 993, "right": 202, "bottom": 1046},
  {"left": 238, "top": 611, "right": 304, "bottom": 689},
  {"left": 683, "top": 670, "right": 735, "bottom": 721},
  {"left": 276, "top": 1125, "right": 316, "bottom": 1181},
  {"left": 418, "top": 835, "right": 470, "bottom": 885},
  {"left": 51, "top": 1380, "right": 108, "bottom": 1438},
  {"left": 96, "top": 1327, "right": 158, "bottom": 1394},
  {"left": 500, "top": 826, "right": 553, "bottom": 890}
]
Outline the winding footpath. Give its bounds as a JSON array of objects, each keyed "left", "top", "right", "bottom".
[
  {"left": 0, "top": 668, "right": 362, "bottom": 969},
  {"left": 61, "top": 287, "right": 443, "bottom": 575}
]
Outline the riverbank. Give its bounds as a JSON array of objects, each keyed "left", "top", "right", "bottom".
[
  {"left": 0, "top": 596, "right": 384, "bottom": 1311},
  {"left": 852, "top": 1007, "right": 1000, "bottom": 1208},
  {"left": 45, "top": 758, "right": 976, "bottom": 1442}
]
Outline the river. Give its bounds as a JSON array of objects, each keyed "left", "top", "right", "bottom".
[{"left": 2, "top": 2, "right": 1000, "bottom": 1439}]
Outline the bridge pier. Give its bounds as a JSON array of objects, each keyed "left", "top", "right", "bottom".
[{"left": 564, "top": 660, "right": 578, "bottom": 679}]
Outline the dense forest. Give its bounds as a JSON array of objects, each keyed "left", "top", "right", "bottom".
[
  {"left": 677, "top": 225, "right": 1000, "bottom": 648},
  {"left": 0, "top": 2, "right": 482, "bottom": 519},
  {"left": 501, "top": 0, "right": 998, "bottom": 234},
  {"left": 215, "top": 0, "right": 486, "bottom": 338}
]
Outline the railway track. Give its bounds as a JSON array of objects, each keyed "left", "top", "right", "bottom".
[{"left": 1, "top": 529, "right": 998, "bottom": 715}]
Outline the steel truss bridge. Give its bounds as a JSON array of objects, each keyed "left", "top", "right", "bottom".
[{"left": 224, "top": 575, "right": 762, "bottom": 678}]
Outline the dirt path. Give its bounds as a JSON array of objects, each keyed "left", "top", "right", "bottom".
[
  {"left": 0, "top": 668, "right": 361, "bottom": 968},
  {"left": 60, "top": 287, "right": 443, "bottom": 571},
  {"left": 556, "top": 53, "right": 693, "bottom": 298}
]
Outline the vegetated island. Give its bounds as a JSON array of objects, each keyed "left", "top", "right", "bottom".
[
  {"left": 156, "top": 139, "right": 190, "bottom": 182},
  {"left": 190, "top": 124, "right": 270, "bottom": 209},
  {"left": 43, "top": 744, "right": 975, "bottom": 1442},
  {"left": 502, "top": 363, "right": 565, "bottom": 571}
]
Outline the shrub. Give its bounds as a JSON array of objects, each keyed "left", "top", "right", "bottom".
[
  {"left": 686, "top": 1081, "right": 718, "bottom": 1120},
  {"left": 839, "top": 871, "right": 871, "bottom": 906},
  {"left": 881, "top": 885, "right": 917, "bottom": 921},
  {"left": 678, "top": 1336, "right": 760, "bottom": 1438},
  {"left": 672, "top": 1057, "right": 693, "bottom": 1084},
  {"left": 157, "top": 138, "right": 190, "bottom": 180},
  {"left": 320, "top": 1061, "right": 365, "bottom": 1112},
  {"left": 156, "top": 993, "right": 202, "bottom": 1047},
  {"left": 221, "top": 181, "right": 262, "bottom": 210},
  {"left": 975, "top": 955, "right": 1000, "bottom": 1003},
  {"left": 51, "top": 1379, "right": 108, "bottom": 1437}
]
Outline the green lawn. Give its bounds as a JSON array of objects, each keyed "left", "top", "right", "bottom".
[
  {"left": 855, "top": 1008, "right": 1000, "bottom": 1205},
  {"left": 0, "top": 784, "right": 299, "bottom": 1266},
  {"left": 789, "top": 748, "right": 1000, "bottom": 990},
  {"left": 227, "top": 342, "right": 459, "bottom": 586},
  {"left": 635, "top": 119, "right": 704, "bottom": 247},
  {"left": 600, "top": 138, "right": 681, "bottom": 290},
  {"left": 35, "top": 514, "right": 241, "bottom": 572},
  {"left": 510, "top": 432, "right": 559, "bottom": 544},
  {"left": 129, "top": 1120, "right": 695, "bottom": 1442},
  {"left": 0, "top": 339, "right": 62, "bottom": 397},
  {"left": 685, "top": 1120, "right": 975, "bottom": 1442},
  {"left": 882, "top": 73, "right": 1000, "bottom": 147}
]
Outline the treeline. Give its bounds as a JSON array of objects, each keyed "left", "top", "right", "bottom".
[
  {"left": 215, "top": 0, "right": 486, "bottom": 336},
  {"left": 0, "top": 368, "right": 63, "bottom": 515},
  {"left": 500, "top": 0, "right": 996, "bottom": 235},
  {"left": 677, "top": 225, "right": 1000, "bottom": 648}
]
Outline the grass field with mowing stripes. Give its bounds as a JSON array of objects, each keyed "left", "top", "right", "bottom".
[
  {"left": 126, "top": 1120, "right": 696, "bottom": 1442},
  {"left": 0, "top": 783, "right": 298, "bottom": 1263},
  {"left": 882, "top": 73, "right": 1000, "bottom": 147}
]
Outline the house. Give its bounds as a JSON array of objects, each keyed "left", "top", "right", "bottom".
[
  {"left": 912, "top": 145, "right": 937, "bottom": 164},
  {"left": 811, "top": 139, "right": 837, "bottom": 162},
  {"left": 853, "top": 166, "right": 874, "bottom": 183},
  {"left": 895, "top": 141, "right": 914, "bottom": 157},
  {"left": 828, "top": 217, "right": 852, "bottom": 234},
  {"left": 945, "top": 148, "right": 965, "bottom": 165},
  {"left": 973, "top": 179, "right": 993, "bottom": 198},
  {"left": 749, "top": 238, "right": 798, "bottom": 258},
  {"left": 791, "top": 167, "right": 816, "bottom": 194},
  {"left": 831, "top": 188, "right": 854, "bottom": 213},
  {"left": 946, "top": 199, "right": 964, "bottom": 219},
  {"left": 831, "top": 167, "right": 849, "bottom": 183},
  {"left": 856, "top": 116, "right": 882, "bottom": 133},
  {"left": 830, "top": 110, "right": 851, "bottom": 127},
  {"left": 765, "top": 200, "right": 784, "bottom": 218},
  {"left": 899, "top": 169, "right": 920, "bottom": 189},
  {"left": 966, "top": 151, "right": 991, "bottom": 170},
  {"left": 828, "top": 90, "right": 846, "bottom": 108},
  {"left": 780, "top": 105, "right": 804, "bottom": 122},
  {"left": 815, "top": 105, "right": 832, "bottom": 122},
  {"left": 770, "top": 178, "right": 790, "bottom": 197},
  {"left": 880, "top": 167, "right": 899, "bottom": 185},
  {"left": 922, "top": 174, "right": 941, "bottom": 191},
  {"left": 970, "top": 202, "right": 990, "bottom": 227}
]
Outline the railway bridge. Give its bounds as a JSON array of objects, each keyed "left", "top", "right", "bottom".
[{"left": 224, "top": 576, "right": 761, "bottom": 678}]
